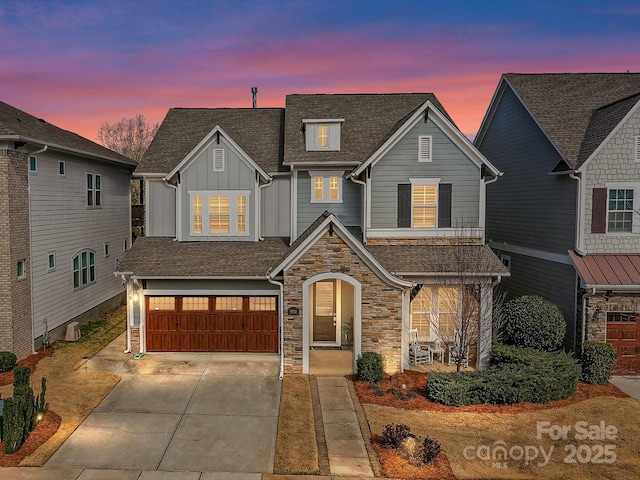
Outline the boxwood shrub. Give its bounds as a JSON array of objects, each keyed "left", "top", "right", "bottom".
[
  {"left": 0, "top": 352, "right": 17, "bottom": 373},
  {"left": 580, "top": 341, "right": 617, "bottom": 384},
  {"left": 356, "top": 352, "right": 385, "bottom": 384},
  {"left": 427, "top": 344, "right": 580, "bottom": 406},
  {"left": 502, "top": 295, "right": 566, "bottom": 351}
]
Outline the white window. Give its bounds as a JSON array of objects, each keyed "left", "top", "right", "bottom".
[
  {"left": 17, "top": 259, "right": 26, "bottom": 279},
  {"left": 29, "top": 156, "right": 37, "bottom": 172},
  {"left": 418, "top": 135, "right": 432, "bottom": 162},
  {"left": 410, "top": 286, "right": 459, "bottom": 341},
  {"left": 213, "top": 148, "right": 225, "bottom": 171},
  {"left": 104, "top": 242, "right": 110, "bottom": 258},
  {"left": 608, "top": 189, "right": 634, "bottom": 233},
  {"left": 73, "top": 250, "right": 95, "bottom": 289},
  {"left": 189, "top": 191, "right": 250, "bottom": 236},
  {"left": 58, "top": 161, "right": 66, "bottom": 176},
  {"left": 310, "top": 172, "right": 342, "bottom": 203},
  {"left": 47, "top": 251, "right": 56, "bottom": 272},
  {"left": 87, "top": 173, "right": 101, "bottom": 207}
]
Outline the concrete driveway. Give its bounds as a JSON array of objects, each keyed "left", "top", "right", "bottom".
[{"left": 46, "top": 340, "right": 281, "bottom": 477}]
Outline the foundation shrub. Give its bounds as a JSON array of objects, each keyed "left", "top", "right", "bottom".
[
  {"left": 2, "top": 367, "right": 45, "bottom": 454},
  {"left": 580, "top": 341, "right": 617, "bottom": 384},
  {"left": 502, "top": 295, "right": 566, "bottom": 351},
  {"left": 0, "top": 352, "right": 17, "bottom": 372},
  {"left": 357, "top": 352, "right": 385, "bottom": 384}
]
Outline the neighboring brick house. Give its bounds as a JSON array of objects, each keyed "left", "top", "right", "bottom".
[
  {"left": 0, "top": 100, "right": 136, "bottom": 359},
  {"left": 475, "top": 73, "right": 640, "bottom": 373},
  {"left": 116, "top": 94, "right": 507, "bottom": 376}
]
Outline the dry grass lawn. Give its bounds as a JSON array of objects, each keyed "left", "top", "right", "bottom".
[
  {"left": 365, "top": 395, "right": 640, "bottom": 479},
  {"left": 274, "top": 375, "right": 319, "bottom": 475},
  {"left": 2, "top": 306, "right": 127, "bottom": 466}
]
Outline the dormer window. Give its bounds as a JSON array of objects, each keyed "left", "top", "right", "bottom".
[{"left": 303, "top": 119, "right": 344, "bottom": 151}]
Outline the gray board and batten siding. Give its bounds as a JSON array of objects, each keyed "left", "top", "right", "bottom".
[
  {"left": 296, "top": 171, "right": 362, "bottom": 237},
  {"left": 369, "top": 118, "right": 481, "bottom": 229},
  {"left": 479, "top": 85, "right": 577, "bottom": 254},
  {"left": 180, "top": 136, "right": 258, "bottom": 242},
  {"left": 29, "top": 150, "right": 130, "bottom": 339},
  {"left": 261, "top": 176, "right": 291, "bottom": 238},
  {"left": 146, "top": 179, "right": 176, "bottom": 237}
]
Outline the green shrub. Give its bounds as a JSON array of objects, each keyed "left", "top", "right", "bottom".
[
  {"left": 37, "top": 377, "right": 47, "bottom": 415},
  {"left": 13, "top": 365, "right": 30, "bottom": 387},
  {"left": 381, "top": 423, "right": 411, "bottom": 448},
  {"left": 580, "top": 341, "right": 617, "bottom": 384},
  {"left": 2, "top": 396, "right": 26, "bottom": 454},
  {"left": 2, "top": 369, "right": 42, "bottom": 454},
  {"left": 357, "top": 352, "right": 385, "bottom": 384},
  {"left": 502, "top": 295, "right": 566, "bottom": 351},
  {"left": 427, "top": 345, "right": 580, "bottom": 406},
  {"left": 422, "top": 436, "right": 441, "bottom": 464},
  {"left": 0, "top": 352, "right": 17, "bottom": 372}
]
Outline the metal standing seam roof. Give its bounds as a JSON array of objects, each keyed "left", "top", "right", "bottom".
[
  {"left": 0, "top": 100, "right": 135, "bottom": 167},
  {"left": 569, "top": 250, "right": 640, "bottom": 287}
]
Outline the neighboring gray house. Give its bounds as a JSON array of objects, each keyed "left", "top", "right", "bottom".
[
  {"left": 116, "top": 94, "right": 507, "bottom": 376},
  {"left": 0, "top": 100, "right": 136, "bottom": 360},
  {"left": 475, "top": 73, "right": 640, "bottom": 373}
]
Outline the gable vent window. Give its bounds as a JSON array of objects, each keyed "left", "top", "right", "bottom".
[
  {"left": 213, "top": 148, "right": 225, "bottom": 172},
  {"left": 418, "top": 135, "right": 432, "bottom": 162}
]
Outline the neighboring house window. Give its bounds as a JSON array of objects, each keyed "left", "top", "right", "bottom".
[
  {"left": 73, "top": 250, "right": 95, "bottom": 289},
  {"left": 58, "top": 161, "right": 66, "bottom": 176},
  {"left": 410, "top": 286, "right": 459, "bottom": 341},
  {"left": 310, "top": 172, "right": 342, "bottom": 203},
  {"left": 190, "top": 191, "right": 250, "bottom": 236},
  {"left": 87, "top": 173, "right": 101, "bottom": 207},
  {"left": 398, "top": 179, "right": 452, "bottom": 228},
  {"left": 104, "top": 242, "right": 110, "bottom": 258},
  {"left": 500, "top": 254, "right": 511, "bottom": 273},
  {"left": 608, "top": 189, "right": 634, "bottom": 233},
  {"left": 123, "top": 238, "right": 128, "bottom": 251},
  {"left": 29, "top": 156, "right": 37, "bottom": 172},
  {"left": 17, "top": 260, "right": 25, "bottom": 279},
  {"left": 213, "top": 148, "right": 225, "bottom": 172},
  {"left": 47, "top": 251, "right": 56, "bottom": 272},
  {"left": 418, "top": 135, "right": 432, "bottom": 162}
]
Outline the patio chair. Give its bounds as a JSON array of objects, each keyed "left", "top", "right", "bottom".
[
  {"left": 446, "top": 330, "right": 469, "bottom": 368},
  {"left": 409, "top": 329, "right": 432, "bottom": 365},
  {"left": 430, "top": 338, "right": 445, "bottom": 363}
]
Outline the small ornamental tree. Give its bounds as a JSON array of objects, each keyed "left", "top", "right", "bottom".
[{"left": 502, "top": 295, "right": 566, "bottom": 351}]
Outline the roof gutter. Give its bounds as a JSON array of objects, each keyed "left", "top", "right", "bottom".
[{"left": 584, "top": 284, "right": 640, "bottom": 292}]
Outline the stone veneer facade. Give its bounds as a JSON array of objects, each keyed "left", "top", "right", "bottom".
[
  {"left": 585, "top": 293, "right": 640, "bottom": 343},
  {"left": 367, "top": 236, "right": 483, "bottom": 246},
  {"left": 0, "top": 149, "right": 33, "bottom": 359},
  {"left": 283, "top": 231, "right": 404, "bottom": 374}
]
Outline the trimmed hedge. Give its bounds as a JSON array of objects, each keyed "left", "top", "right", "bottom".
[
  {"left": 502, "top": 295, "right": 566, "bottom": 351},
  {"left": 580, "top": 341, "right": 617, "bottom": 384},
  {"left": 0, "top": 352, "right": 17, "bottom": 372},
  {"left": 427, "top": 344, "right": 580, "bottom": 406},
  {"left": 357, "top": 352, "right": 385, "bottom": 384}
]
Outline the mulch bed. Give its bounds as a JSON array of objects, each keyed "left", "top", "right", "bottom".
[
  {"left": 0, "top": 347, "right": 54, "bottom": 387},
  {"left": 0, "top": 410, "right": 61, "bottom": 466},
  {"left": 373, "top": 436, "right": 457, "bottom": 480},
  {"left": 354, "top": 370, "right": 630, "bottom": 413}
]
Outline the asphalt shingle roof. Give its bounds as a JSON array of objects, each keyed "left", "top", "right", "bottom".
[
  {"left": 284, "top": 93, "right": 455, "bottom": 166},
  {"left": 137, "top": 108, "right": 285, "bottom": 174},
  {"left": 504, "top": 73, "right": 640, "bottom": 168},
  {"left": 0, "top": 100, "right": 135, "bottom": 166}
]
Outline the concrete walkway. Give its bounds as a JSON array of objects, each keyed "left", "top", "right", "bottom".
[{"left": 610, "top": 375, "right": 640, "bottom": 402}]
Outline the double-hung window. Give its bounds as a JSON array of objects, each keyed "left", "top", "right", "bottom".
[
  {"left": 87, "top": 173, "right": 101, "bottom": 207},
  {"left": 608, "top": 189, "right": 634, "bottom": 233},
  {"left": 190, "top": 191, "right": 249, "bottom": 236},
  {"left": 73, "top": 250, "right": 95, "bottom": 289},
  {"left": 412, "top": 184, "right": 438, "bottom": 227},
  {"left": 398, "top": 179, "right": 452, "bottom": 228},
  {"left": 310, "top": 172, "right": 342, "bottom": 203}
]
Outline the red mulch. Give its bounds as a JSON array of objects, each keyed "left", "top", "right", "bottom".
[
  {"left": 0, "top": 347, "right": 54, "bottom": 387},
  {"left": 354, "top": 370, "right": 630, "bottom": 414},
  {"left": 373, "top": 436, "right": 457, "bottom": 480},
  {"left": 0, "top": 410, "right": 61, "bottom": 466}
]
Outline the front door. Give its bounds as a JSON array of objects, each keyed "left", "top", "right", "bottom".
[{"left": 312, "top": 280, "right": 338, "bottom": 344}]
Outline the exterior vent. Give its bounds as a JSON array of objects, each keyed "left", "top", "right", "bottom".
[{"left": 213, "top": 148, "right": 225, "bottom": 172}]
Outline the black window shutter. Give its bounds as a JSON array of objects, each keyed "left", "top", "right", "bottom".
[
  {"left": 438, "top": 183, "right": 452, "bottom": 228},
  {"left": 397, "top": 184, "right": 411, "bottom": 228},
  {"left": 591, "top": 188, "right": 607, "bottom": 234}
]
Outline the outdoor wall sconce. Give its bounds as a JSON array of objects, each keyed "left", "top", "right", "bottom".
[{"left": 132, "top": 293, "right": 139, "bottom": 304}]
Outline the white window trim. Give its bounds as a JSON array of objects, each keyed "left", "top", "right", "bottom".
[
  {"left": 310, "top": 172, "right": 343, "bottom": 203},
  {"left": 29, "top": 156, "right": 37, "bottom": 173},
  {"left": 87, "top": 172, "right": 102, "bottom": 208},
  {"left": 418, "top": 135, "right": 433, "bottom": 162},
  {"left": 604, "top": 182, "right": 640, "bottom": 235},
  {"left": 189, "top": 190, "right": 251, "bottom": 236},
  {"left": 212, "top": 148, "right": 225, "bottom": 172},
  {"left": 58, "top": 161, "right": 66, "bottom": 177},
  {"left": 47, "top": 251, "right": 56, "bottom": 272},
  {"left": 409, "top": 178, "right": 441, "bottom": 228}
]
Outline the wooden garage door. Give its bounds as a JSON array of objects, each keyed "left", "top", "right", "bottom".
[
  {"left": 146, "top": 296, "right": 278, "bottom": 353},
  {"left": 607, "top": 312, "right": 640, "bottom": 374}
]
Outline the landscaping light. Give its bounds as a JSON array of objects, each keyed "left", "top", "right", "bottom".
[{"left": 36, "top": 412, "right": 44, "bottom": 422}]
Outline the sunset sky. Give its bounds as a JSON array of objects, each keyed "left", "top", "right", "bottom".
[{"left": 1, "top": 0, "right": 638, "bottom": 142}]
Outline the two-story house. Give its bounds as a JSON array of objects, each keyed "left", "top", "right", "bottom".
[
  {"left": 116, "top": 94, "right": 507, "bottom": 376},
  {"left": 0, "top": 100, "right": 136, "bottom": 360},
  {"left": 475, "top": 73, "right": 640, "bottom": 373}
]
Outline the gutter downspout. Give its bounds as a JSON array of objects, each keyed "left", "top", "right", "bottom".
[
  {"left": 568, "top": 172, "right": 584, "bottom": 255},
  {"left": 118, "top": 273, "right": 133, "bottom": 353},
  {"left": 267, "top": 269, "right": 285, "bottom": 379},
  {"left": 163, "top": 178, "right": 178, "bottom": 241},
  {"left": 349, "top": 173, "right": 367, "bottom": 243},
  {"left": 258, "top": 176, "right": 273, "bottom": 241},
  {"left": 28, "top": 145, "right": 48, "bottom": 354}
]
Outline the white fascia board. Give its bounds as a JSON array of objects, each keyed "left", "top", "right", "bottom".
[
  {"left": 132, "top": 275, "right": 267, "bottom": 280},
  {"left": 578, "top": 98, "right": 640, "bottom": 173},
  {"left": 166, "top": 125, "right": 270, "bottom": 180},
  {"left": 302, "top": 118, "right": 345, "bottom": 124},
  {"left": 270, "top": 214, "right": 413, "bottom": 288},
  {"left": 135, "top": 172, "right": 167, "bottom": 178}
]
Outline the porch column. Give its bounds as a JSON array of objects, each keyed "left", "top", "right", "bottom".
[{"left": 477, "top": 282, "right": 492, "bottom": 370}]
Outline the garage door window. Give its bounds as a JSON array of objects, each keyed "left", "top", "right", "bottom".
[
  {"left": 216, "top": 297, "right": 243, "bottom": 311},
  {"left": 607, "top": 312, "right": 637, "bottom": 322},
  {"left": 148, "top": 297, "right": 176, "bottom": 311},
  {"left": 250, "top": 297, "right": 276, "bottom": 311},
  {"left": 182, "top": 297, "right": 209, "bottom": 311}
]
